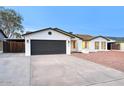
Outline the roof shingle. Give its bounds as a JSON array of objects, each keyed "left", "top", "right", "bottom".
[{"left": 75, "top": 34, "right": 94, "bottom": 41}]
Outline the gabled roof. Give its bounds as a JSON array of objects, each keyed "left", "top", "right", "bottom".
[
  {"left": 90, "top": 36, "right": 110, "bottom": 41},
  {"left": 0, "top": 29, "right": 7, "bottom": 38},
  {"left": 22, "top": 27, "right": 82, "bottom": 39},
  {"left": 23, "top": 28, "right": 51, "bottom": 36},
  {"left": 76, "top": 34, "right": 110, "bottom": 41},
  {"left": 75, "top": 34, "right": 93, "bottom": 41},
  {"left": 22, "top": 27, "right": 111, "bottom": 41},
  {"left": 53, "top": 28, "right": 82, "bottom": 39}
]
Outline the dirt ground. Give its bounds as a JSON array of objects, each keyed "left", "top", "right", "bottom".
[{"left": 72, "top": 51, "right": 124, "bottom": 72}]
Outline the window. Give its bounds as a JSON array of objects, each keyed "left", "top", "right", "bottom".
[
  {"left": 48, "top": 31, "right": 52, "bottom": 35},
  {"left": 95, "top": 42, "right": 99, "bottom": 50},
  {"left": 82, "top": 41, "right": 89, "bottom": 49},
  {"left": 72, "top": 40, "right": 76, "bottom": 48},
  {"left": 86, "top": 41, "right": 89, "bottom": 48},
  {"left": 101, "top": 42, "right": 106, "bottom": 49}
]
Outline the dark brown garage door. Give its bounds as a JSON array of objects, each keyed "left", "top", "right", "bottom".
[{"left": 31, "top": 40, "right": 66, "bottom": 55}]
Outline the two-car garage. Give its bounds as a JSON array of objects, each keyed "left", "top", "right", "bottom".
[
  {"left": 31, "top": 40, "right": 66, "bottom": 55},
  {"left": 23, "top": 28, "right": 73, "bottom": 56}
]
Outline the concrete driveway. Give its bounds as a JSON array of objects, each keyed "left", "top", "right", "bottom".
[
  {"left": 1, "top": 53, "right": 124, "bottom": 86},
  {"left": 0, "top": 53, "right": 30, "bottom": 86},
  {"left": 31, "top": 55, "right": 124, "bottom": 86}
]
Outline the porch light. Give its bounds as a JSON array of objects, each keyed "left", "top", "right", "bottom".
[{"left": 27, "top": 40, "right": 29, "bottom": 43}]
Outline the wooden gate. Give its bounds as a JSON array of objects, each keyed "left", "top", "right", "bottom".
[
  {"left": 111, "top": 43, "right": 120, "bottom": 50},
  {"left": 3, "top": 40, "right": 25, "bottom": 53},
  {"left": 108, "top": 43, "right": 120, "bottom": 50}
]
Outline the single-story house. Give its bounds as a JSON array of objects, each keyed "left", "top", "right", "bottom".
[
  {"left": 0, "top": 29, "right": 7, "bottom": 52},
  {"left": 1, "top": 27, "right": 123, "bottom": 56},
  {"left": 23, "top": 28, "right": 111, "bottom": 56},
  {"left": 107, "top": 37, "right": 124, "bottom": 51},
  {"left": 23, "top": 28, "right": 83, "bottom": 56},
  {"left": 76, "top": 34, "right": 110, "bottom": 53}
]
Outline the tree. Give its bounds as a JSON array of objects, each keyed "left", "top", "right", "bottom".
[{"left": 0, "top": 7, "right": 24, "bottom": 38}]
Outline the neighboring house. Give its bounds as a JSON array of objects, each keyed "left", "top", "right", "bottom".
[
  {"left": 8, "top": 32, "right": 24, "bottom": 39},
  {"left": 76, "top": 34, "right": 110, "bottom": 53},
  {"left": 22, "top": 28, "right": 82, "bottom": 56},
  {"left": 107, "top": 37, "right": 124, "bottom": 51},
  {"left": 0, "top": 29, "right": 7, "bottom": 52}
]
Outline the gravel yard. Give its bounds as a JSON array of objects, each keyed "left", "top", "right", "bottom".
[{"left": 72, "top": 51, "right": 124, "bottom": 72}]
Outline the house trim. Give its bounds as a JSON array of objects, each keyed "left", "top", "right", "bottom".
[
  {"left": 0, "top": 29, "right": 7, "bottom": 38},
  {"left": 90, "top": 36, "right": 110, "bottom": 41}
]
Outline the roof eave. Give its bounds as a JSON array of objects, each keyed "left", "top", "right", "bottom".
[
  {"left": 0, "top": 30, "right": 7, "bottom": 38},
  {"left": 22, "top": 28, "right": 81, "bottom": 39},
  {"left": 22, "top": 27, "right": 52, "bottom": 36},
  {"left": 90, "top": 36, "right": 110, "bottom": 41}
]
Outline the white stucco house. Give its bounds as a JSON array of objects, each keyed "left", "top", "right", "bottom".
[
  {"left": 88, "top": 36, "right": 110, "bottom": 52},
  {"left": 2, "top": 27, "right": 123, "bottom": 56},
  {"left": 23, "top": 28, "right": 82, "bottom": 56},
  {"left": 76, "top": 35, "right": 110, "bottom": 53},
  {"left": 22, "top": 27, "right": 111, "bottom": 56}
]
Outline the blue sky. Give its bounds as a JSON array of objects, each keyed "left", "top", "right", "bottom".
[{"left": 5, "top": 6, "right": 124, "bottom": 37}]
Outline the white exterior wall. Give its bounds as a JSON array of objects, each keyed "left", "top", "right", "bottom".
[
  {"left": 89, "top": 37, "right": 108, "bottom": 52},
  {"left": 120, "top": 43, "right": 124, "bottom": 51},
  {"left": 0, "top": 32, "right": 5, "bottom": 40},
  {"left": 77, "top": 39, "right": 82, "bottom": 52},
  {"left": 24, "top": 29, "right": 71, "bottom": 56},
  {"left": 71, "top": 37, "right": 82, "bottom": 52},
  {"left": 0, "top": 31, "right": 6, "bottom": 53},
  {"left": 25, "top": 39, "right": 31, "bottom": 56},
  {"left": 66, "top": 40, "right": 71, "bottom": 54},
  {"left": 0, "top": 41, "right": 3, "bottom": 53}
]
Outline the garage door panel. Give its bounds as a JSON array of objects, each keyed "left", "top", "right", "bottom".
[{"left": 31, "top": 40, "right": 66, "bottom": 55}]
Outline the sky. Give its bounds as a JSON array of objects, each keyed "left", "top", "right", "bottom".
[{"left": 5, "top": 6, "right": 124, "bottom": 37}]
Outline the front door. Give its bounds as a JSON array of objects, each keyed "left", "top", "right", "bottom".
[{"left": 71, "top": 40, "right": 77, "bottom": 51}]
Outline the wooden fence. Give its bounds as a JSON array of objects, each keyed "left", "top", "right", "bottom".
[{"left": 3, "top": 40, "right": 25, "bottom": 53}]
